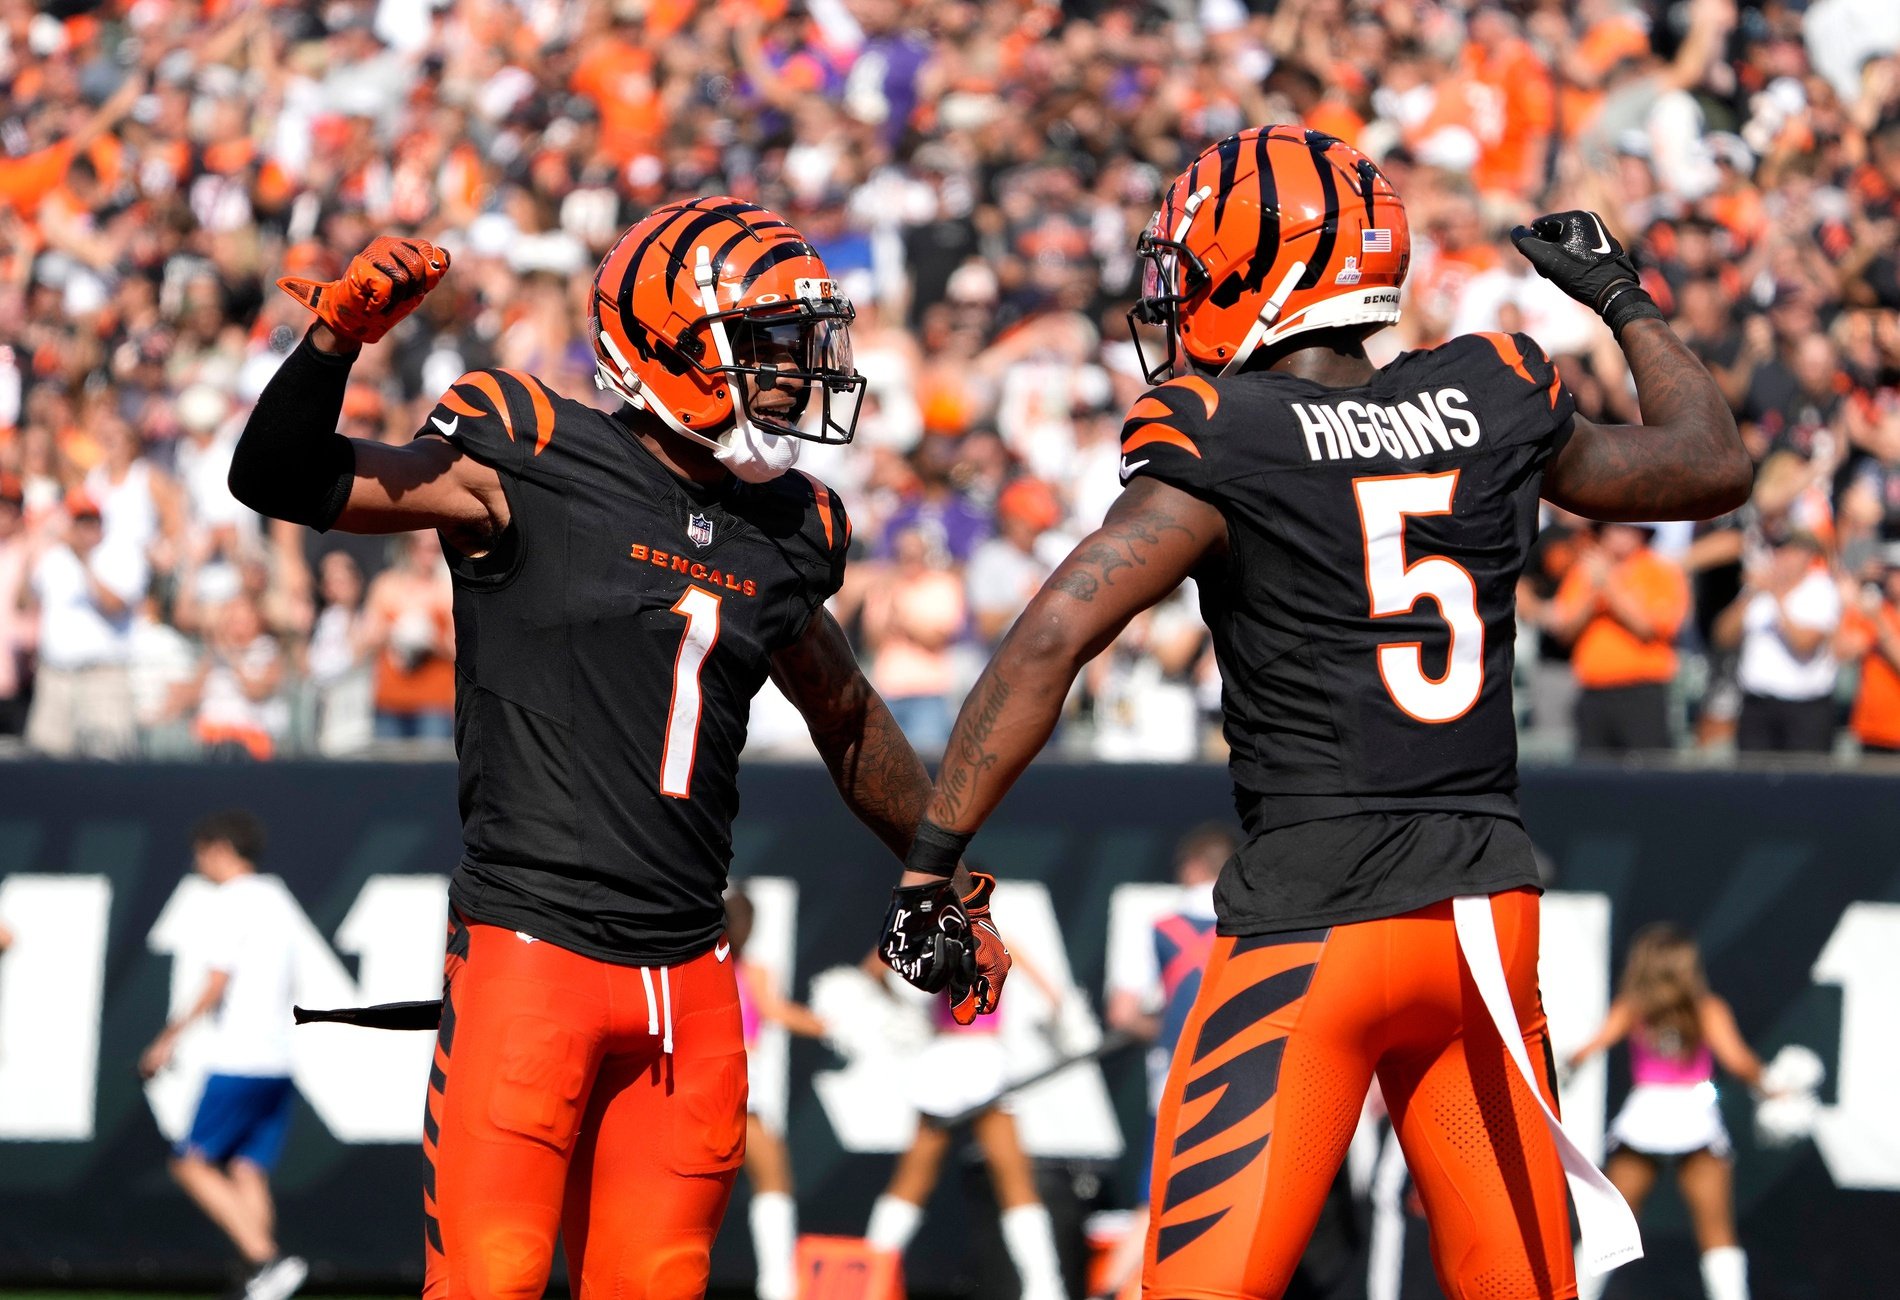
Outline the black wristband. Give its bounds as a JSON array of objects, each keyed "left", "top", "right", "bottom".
[
  {"left": 1598, "top": 282, "right": 1665, "bottom": 338},
  {"left": 904, "top": 820, "right": 972, "bottom": 877}
]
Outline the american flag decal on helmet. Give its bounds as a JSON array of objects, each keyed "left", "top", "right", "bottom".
[
  {"left": 687, "top": 512, "right": 714, "bottom": 548},
  {"left": 1362, "top": 228, "right": 1393, "bottom": 253}
]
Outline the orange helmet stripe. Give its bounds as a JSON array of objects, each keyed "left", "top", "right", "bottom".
[{"left": 1123, "top": 423, "right": 1203, "bottom": 457}]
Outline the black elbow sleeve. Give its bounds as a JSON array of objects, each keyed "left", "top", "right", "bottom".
[{"left": 228, "top": 329, "right": 361, "bottom": 531}]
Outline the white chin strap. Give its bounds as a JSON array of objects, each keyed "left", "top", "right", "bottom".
[
  {"left": 589, "top": 249, "right": 801, "bottom": 484},
  {"left": 1218, "top": 261, "right": 1307, "bottom": 377},
  {"left": 692, "top": 246, "right": 799, "bottom": 482}
]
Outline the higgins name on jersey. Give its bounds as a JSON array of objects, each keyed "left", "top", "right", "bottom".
[{"left": 1118, "top": 330, "right": 1575, "bottom": 831}]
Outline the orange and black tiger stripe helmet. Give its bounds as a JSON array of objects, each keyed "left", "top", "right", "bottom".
[
  {"left": 1130, "top": 127, "right": 1410, "bottom": 383},
  {"left": 590, "top": 196, "right": 864, "bottom": 446}
]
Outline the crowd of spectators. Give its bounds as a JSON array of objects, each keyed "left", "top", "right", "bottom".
[{"left": 5, "top": 0, "right": 1900, "bottom": 761}]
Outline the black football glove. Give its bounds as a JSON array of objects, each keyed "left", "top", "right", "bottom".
[
  {"left": 879, "top": 876, "right": 974, "bottom": 994},
  {"left": 946, "top": 871, "right": 1010, "bottom": 1026},
  {"left": 1510, "top": 210, "right": 1665, "bottom": 336}
]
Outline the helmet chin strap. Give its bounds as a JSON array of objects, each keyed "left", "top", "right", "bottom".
[
  {"left": 1218, "top": 260, "right": 1307, "bottom": 377},
  {"left": 693, "top": 246, "right": 799, "bottom": 482}
]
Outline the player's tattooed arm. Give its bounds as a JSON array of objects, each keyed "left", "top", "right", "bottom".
[
  {"left": 1543, "top": 318, "right": 1753, "bottom": 522},
  {"left": 928, "top": 478, "right": 1228, "bottom": 832},
  {"left": 772, "top": 609, "right": 937, "bottom": 866}
]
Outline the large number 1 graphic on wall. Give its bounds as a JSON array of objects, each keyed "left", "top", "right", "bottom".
[
  {"left": 1352, "top": 471, "right": 1484, "bottom": 723},
  {"left": 661, "top": 586, "right": 723, "bottom": 798}
]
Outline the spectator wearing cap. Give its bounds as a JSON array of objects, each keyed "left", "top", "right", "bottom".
[
  {"left": 25, "top": 491, "right": 148, "bottom": 757},
  {"left": 1545, "top": 523, "right": 1691, "bottom": 754},
  {"left": 1837, "top": 542, "right": 1900, "bottom": 755},
  {"left": 966, "top": 478, "right": 1065, "bottom": 646},
  {"left": 1714, "top": 531, "right": 1843, "bottom": 753},
  {"left": 0, "top": 475, "right": 32, "bottom": 734}
]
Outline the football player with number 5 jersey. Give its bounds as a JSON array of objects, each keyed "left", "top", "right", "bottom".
[
  {"left": 229, "top": 202, "right": 991, "bottom": 1298},
  {"left": 897, "top": 127, "right": 1752, "bottom": 1299}
]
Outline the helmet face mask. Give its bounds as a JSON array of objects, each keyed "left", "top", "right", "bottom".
[
  {"left": 683, "top": 298, "right": 866, "bottom": 445},
  {"left": 1129, "top": 221, "right": 1212, "bottom": 386}
]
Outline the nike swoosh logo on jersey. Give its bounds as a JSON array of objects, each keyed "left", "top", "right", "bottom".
[
  {"left": 1120, "top": 457, "right": 1150, "bottom": 481},
  {"left": 431, "top": 414, "right": 460, "bottom": 437},
  {"left": 1588, "top": 215, "right": 1613, "bottom": 255}
]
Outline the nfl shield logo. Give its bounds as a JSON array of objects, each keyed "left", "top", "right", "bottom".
[{"left": 687, "top": 512, "right": 714, "bottom": 549}]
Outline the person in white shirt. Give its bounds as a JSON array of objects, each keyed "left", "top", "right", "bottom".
[
  {"left": 25, "top": 491, "right": 147, "bottom": 757},
  {"left": 138, "top": 812, "right": 306, "bottom": 1300},
  {"left": 1713, "top": 530, "right": 1842, "bottom": 752}
]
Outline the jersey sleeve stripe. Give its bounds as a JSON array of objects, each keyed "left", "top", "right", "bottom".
[
  {"left": 1124, "top": 422, "right": 1204, "bottom": 458},
  {"left": 796, "top": 470, "right": 835, "bottom": 548},
  {"left": 438, "top": 389, "right": 486, "bottom": 420},
  {"left": 1475, "top": 332, "right": 1535, "bottom": 388},
  {"left": 498, "top": 368, "right": 557, "bottom": 456},
  {"left": 455, "top": 372, "right": 516, "bottom": 443},
  {"left": 1163, "top": 375, "right": 1221, "bottom": 418},
  {"left": 1130, "top": 396, "right": 1175, "bottom": 420}
]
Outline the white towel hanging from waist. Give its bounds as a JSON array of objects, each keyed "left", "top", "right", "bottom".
[{"left": 1451, "top": 894, "right": 1643, "bottom": 1278}]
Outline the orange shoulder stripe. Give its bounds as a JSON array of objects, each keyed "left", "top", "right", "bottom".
[
  {"left": 1129, "top": 396, "right": 1174, "bottom": 420},
  {"left": 1162, "top": 375, "right": 1220, "bottom": 419},
  {"left": 796, "top": 470, "right": 834, "bottom": 548},
  {"left": 1122, "top": 422, "right": 1202, "bottom": 457},
  {"left": 1475, "top": 332, "right": 1535, "bottom": 387},
  {"left": 438, "top": 389, "right": 485, "bottom": 420},
  {"left": 498, "top": 369, "right": 556, "bottom": 455},
  {"left": 455, "top": 371, "right": 516, "bottom": 443}
]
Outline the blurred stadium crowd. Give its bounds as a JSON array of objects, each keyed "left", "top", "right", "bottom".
[{"left": 6, "top": 0, "right": 1900, "bottom": 760}]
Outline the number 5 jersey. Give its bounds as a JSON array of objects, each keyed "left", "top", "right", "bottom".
[
  {"left": 420, "top": 369, "right": 850, "bottom": 964},
  {"left": 1120, "top": 332, "right": 1576, "bottom": 933}
]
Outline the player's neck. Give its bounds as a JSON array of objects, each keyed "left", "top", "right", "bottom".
[
  {"left": 1251, "top": 335, "right": 1377, "bottom": 388},
  {"left": 618, "top": 409, "right": 731, "bottom": 487}
]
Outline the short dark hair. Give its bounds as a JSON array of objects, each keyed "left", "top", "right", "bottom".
[{"left": 191, "top": 810, "right": 266, "bottom": 864}]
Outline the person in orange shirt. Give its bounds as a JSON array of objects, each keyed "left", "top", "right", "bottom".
[
  {"left": 1838, "top": 543, "right": 1900, "bottom": 755},
  {"left": 360, "top": 530, "right": 456, "bottom": 741},
  {"left": 1546, "top": 522, "right": 1691, "bottom": 753}
]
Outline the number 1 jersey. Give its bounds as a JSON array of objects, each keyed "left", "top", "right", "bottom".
[
  {"left": 421, "top": 369, "right": 849, "bottom": 963},
  {"left": 1120, "top": 333, "right": 1575, "bottom": 931}
]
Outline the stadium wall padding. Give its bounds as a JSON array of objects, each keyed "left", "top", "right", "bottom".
[{"left": 1, "top": 761, "right": 1897, "bottom": 1299}]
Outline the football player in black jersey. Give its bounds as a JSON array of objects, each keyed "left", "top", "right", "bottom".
[
  {"left": 891, "top": 128, "right": 1753, "bottom": 1300},
  {"left": 230, "top": 206, "right": 989, "bottom": 1298}
]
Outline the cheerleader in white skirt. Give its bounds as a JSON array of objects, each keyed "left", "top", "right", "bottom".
[{"left": 1568, "top": 924, "right": 1771, "bottom": 1300}]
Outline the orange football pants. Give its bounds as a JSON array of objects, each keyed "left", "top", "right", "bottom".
[
  {"left": 423, "top": 918, "right": 747, "bottom": 1300},
  {"left": 1145, "top": 888, "right": 1575, "bottom": 1300}
]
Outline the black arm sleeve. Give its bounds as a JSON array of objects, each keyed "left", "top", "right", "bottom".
[{"left": 227, "top": 328, "right": 359, "bottom": 531}]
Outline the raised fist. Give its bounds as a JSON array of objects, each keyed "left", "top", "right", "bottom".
[{"left": 278, "top": 236, "right": 450, "bottom": 346}]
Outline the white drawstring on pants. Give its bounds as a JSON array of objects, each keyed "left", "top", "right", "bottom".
[
  {"left": 1451, "top": 895, "right": 1643, "bottom": 1278},
  {"left": 638, "top": 966, "right": 677, "bottom": 1055}
]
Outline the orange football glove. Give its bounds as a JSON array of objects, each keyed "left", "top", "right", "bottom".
[
  {"left": 277, "top": 236, "right": 450, "bottom": 346},
  {"left": 948, "top": 872, "right": 1011, "bottom": 1026}
]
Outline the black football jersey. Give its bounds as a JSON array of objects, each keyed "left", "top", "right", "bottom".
[
  {"left": 420, "top": 369, "right": 849, "bottom": 963},
  {"left": 1121, "top": 333, "right": 1575, "bottom": 930}
]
